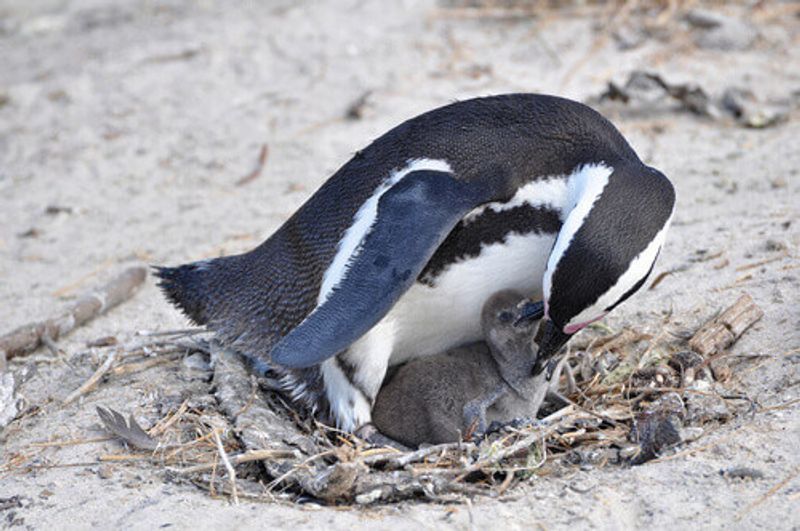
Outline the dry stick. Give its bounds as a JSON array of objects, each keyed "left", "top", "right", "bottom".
[
  {"left": 734, "top": 252, "right": 789, "bottom": 272},
  {"left": 172, "top": 449, "right": 298, "bottom": 474},
  {"left": 110, "top": 350, "right": 184, "bottom": 376},
  {"left": 361, "top": 441, "right": 473, "bottom": 468},
  {"left": 455, "top": 406, "right": 577, "bottom": 481},
  {"left": 29, "top": 436, "right": 112, "bottom": 448},
  {"left": 235, "top": 144, "right": 269, "bottom": 186},
  {"left": 135, "top": 328, "right": 207, "bottom": 338},
  {"left": 0, "top": 266, "right": 147, "bottom": 362},
  {"left": 736, "top": 466, "right": 800, "bottom": 520},
  {"left": 648, "top": 430, "right": 736, "bottom": 464},
  {"left": 266, "top": 449, "right": 338, "bottom": 492},
  {"left": 213, "top": 430, "right": 239, "bottom": 505},
  {"left": 149, "top": 399, "right": 189, "bottom": 437},
  {"left": 63, "top": 350, "right": 119, "bottom": 405},
  {"left": 689, "top": 293, "right": 764, "bottom": 357}
]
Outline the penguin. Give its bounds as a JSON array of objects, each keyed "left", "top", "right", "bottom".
[
  {"left": 156, "top": 94, "right": 676, "bottom": 434},
  {"left": 372, "top": 290, "right": 554, "bottom": 447}
]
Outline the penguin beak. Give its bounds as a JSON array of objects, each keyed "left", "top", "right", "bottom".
[{"left": 532, "top": 319, "right": 571, "bottom": 375}]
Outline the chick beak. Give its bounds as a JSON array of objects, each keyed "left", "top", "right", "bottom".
[
  {"left": 514, "top": 300, "right": 545, "bottom": 326},
  {"left": 531, "top": 318, "right": 571, "bottom": 376}
]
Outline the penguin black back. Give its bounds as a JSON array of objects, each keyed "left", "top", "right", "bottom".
[{"left": 157, "top": 94, "right": 642, "bottom": 357}]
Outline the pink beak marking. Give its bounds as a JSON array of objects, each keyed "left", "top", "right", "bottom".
[{"left": 563, "top": 313, "right": 607, "bottom": 334}]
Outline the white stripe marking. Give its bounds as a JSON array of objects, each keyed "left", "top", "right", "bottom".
[
  {"left": 317, "top": 158, "right": 452, "bottom": 305},
  {"left": 462, "top": 175, "right": 571, "bottom": 224},
  {"left": 565, "top": 210, "right": 674, "bottom": 329},
  {"left": 542, "top": 163, "right": 614, "bottom": 303}
]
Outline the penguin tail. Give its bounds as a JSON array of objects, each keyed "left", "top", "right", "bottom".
[{"left": 153, "top": 262, "right": 215, "bottom": 325}]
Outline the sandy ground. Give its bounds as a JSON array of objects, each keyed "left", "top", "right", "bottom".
[{"left": 1, "top": 0, "right": 799, "bottom": 529}]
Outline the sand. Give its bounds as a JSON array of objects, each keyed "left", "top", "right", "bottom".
[{"left": 1, "top": 1, "right": 799, "bottom": 529}]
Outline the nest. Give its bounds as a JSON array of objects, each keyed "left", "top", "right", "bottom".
[
  {"left": 3, "top": 295, "right": 759, "bottom": 505},
  {"left": 73, "top": 295, "right": 757, "bottom": 505}
]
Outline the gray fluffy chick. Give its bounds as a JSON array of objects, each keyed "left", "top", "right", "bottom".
[{"left": 372, "top": 290, "right": 556, "bottom": 447}]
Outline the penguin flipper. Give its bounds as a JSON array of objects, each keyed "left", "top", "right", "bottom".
[{"left": 270, "top": 169, "right": 494, "bottom": 369}]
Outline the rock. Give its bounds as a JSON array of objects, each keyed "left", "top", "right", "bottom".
[
  {"left": 0, "top": 372, "right": 21, "bottom": 430},
  {"left": 686, "top": 9, "right": 757, "bottom": 51},
  {"left": 98, "top": 464, "right": 114, "bottom": 479},
  {"left": 183, "top": 352, "right": 211, "bottom": 372},
  {"left": 685, "top": 380, "right": 731, "bottom": 423},
  {"left": 721, "top": 466, "right": 765, "bottom": 481},
  {"left": 721, "top": 88, "right": 790, "bottom": 129},
  {"left": 630, "top": 392, "right": 685, "bottom": 464}
]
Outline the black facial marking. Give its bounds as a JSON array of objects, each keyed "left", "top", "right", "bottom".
[
  {"left": 420, "top": 203, "right": 562, "bottom": 284},
  {"left": 604, "top": 251, "right": 658, "bottom": 312},
  {"left": 548, "top": 164, "right": 675, "bottom": 327}
]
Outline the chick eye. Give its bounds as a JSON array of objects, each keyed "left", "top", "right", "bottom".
[{"left": 498, "top": 310, "right": 514, "bottom": 323}]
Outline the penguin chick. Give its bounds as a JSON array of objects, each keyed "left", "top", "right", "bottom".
[{"left": 372, "top": 290, "right": 552, "bottom": 447}]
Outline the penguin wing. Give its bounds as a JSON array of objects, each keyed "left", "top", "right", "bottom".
[{"left": 269, "top": 168, "right": 495, "bottom": 368}]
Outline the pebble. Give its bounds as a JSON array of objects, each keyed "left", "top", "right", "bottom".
[
  {"left": 686, "top": 9, "right": 757, "bottom": 51},
  {"left": 98, "top": 464, "right": 114, "bottom": 479}
]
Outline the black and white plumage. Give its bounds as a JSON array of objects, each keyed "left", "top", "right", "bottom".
[{"left": 157, "top": 94, "right": 676, "bottom": 431}]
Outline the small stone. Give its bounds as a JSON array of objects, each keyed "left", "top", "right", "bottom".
[
  {"left": 355, "top": 488, "right": 384, "bottom": 505},
  {"left": 679, "top": 426, "right": 704, "bottom": 443},
  {"left": 686, "top": 9, "right": 757, "bottom": 51},
  {"left": 98, "top": 464, "right": 114, "bottom": 479},
  {"left": 765, "top": 239, "right": 787, "bottom": 252},
  {"left": 721, "top": 466, "right": 765, "bottom": 481},
  {"left": 770, "top": 177, "right": 788, "bottom": 189},
  {"left": 619, "top": 445, "right": 640, "bottom": 459},
  {"left": 630, "top": 392, "right": 685, "bottom": 464},
  {"left": 685, "top": 381, "right": 731, "bottom": 423},
  {"left": 183, "top": 352, "right": 210, "bottom": 372}
]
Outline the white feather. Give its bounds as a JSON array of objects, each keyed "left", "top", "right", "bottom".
[{"left": 320, "top": 358, "right": 373, "bottom": 431}]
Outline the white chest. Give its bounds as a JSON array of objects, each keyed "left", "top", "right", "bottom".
[{"left": 374, "top": 230, "right": 557, "bottom": 365}]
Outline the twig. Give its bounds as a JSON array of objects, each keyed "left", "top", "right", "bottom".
[
  {"left": 736, "top": 466, "right": 800, "bottom": 520},
  {"left": 213, "top": 429, "right": 239, "bottom": 505},
  {"left": 266, "top": 450, "right": 337, "bottom": 491},
  {"left": 235, "top": 144, "right": 268, "bottom": 186},
  {"left": 360, "top": 441, "right": 472, "bottom": 468},
  {"left": 171, "top": 449, "right": 298, "bottom": 474},
  {"left": 758, "top": 397, "right": 800, "bottom": 413},
  {"left": 135, "top": 328, "right": 207, "bottom": 338},
  {"left": 734, "top": 253, "right": 789, "bottom": 272},
  {"left": 63, "top": 351, "right": 119, "bottom": 404},
  {"left": 149, "top": 399, "right": 189, "bottom": 436},
  {"left": 455, "top": 406, "right": 576, "bottom": 481},
  {"left": 110, "top": 350, "right": 184, "bottom": 376},
  {"left": 29, "top": 437, "right": 112, "bottom": 448},
  {"left": 1, "top": 266, "right": 147, "bottom": 361},
  {"left": 648, "top": 430, "right": 735, "bottom": 464}
]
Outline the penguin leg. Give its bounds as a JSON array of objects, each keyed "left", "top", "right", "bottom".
[{"left": 319, "top": 318, "right": 395, "bottom": 432}]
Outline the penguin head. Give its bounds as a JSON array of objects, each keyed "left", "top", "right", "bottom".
[{"left": 535, "top": 162, "right": 675, "bottom": 364}]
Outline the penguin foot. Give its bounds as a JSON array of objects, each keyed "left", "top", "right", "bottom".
[{"left": 354, "top": 423, "right": 411, "bottom": 451}]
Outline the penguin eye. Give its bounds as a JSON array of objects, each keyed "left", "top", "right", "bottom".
[{"left": 498, "top": 311, "right": 514, "bottom": 324}]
